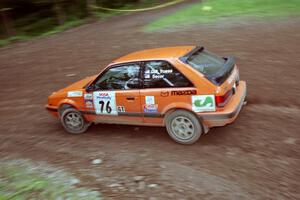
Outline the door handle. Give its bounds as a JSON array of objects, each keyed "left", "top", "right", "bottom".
[{"left": 126, "top": 96, "right": 135, "bottom": 100}]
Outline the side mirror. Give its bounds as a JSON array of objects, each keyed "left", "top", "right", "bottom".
[{"left": 85, "top": 85, "right": 95, "bottom": 92}]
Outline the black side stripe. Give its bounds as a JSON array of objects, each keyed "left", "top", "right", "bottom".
[
  {"left": 118, "top": 112, "right": 141, "bottom": 117},
  {"left": 81, "top": 110, "right": 96, "bottom": 115},
  {"left": 47, "top": 108, "right": 164, "bottom": 118},
  {"left": 81, "top": 110, "right": 164, "bottom": 118},
  {"left": 143, "top": 113, "right": 164, "bottom": 118},
  {"left": 118, "top": 112, "right": 164, "bottom": 118}
]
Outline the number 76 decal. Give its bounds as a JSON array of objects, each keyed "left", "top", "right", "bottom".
[
  {"left": 93, "top": 91, "right": 118, "bottom": 115},
  {"left": 98, "top": 100, "right": 112, "bottom": 113}
]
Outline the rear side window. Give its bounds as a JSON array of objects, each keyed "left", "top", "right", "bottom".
[{"left": 143, "top": 61, "right": 193, "bottom": 89}]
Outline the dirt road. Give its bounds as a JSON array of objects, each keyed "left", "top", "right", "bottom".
[{"left": 0, "top": 1, "right": 299, "bottom": 199}]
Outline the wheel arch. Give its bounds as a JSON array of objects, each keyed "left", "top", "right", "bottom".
[
  {"left": 163, "top": 107, "right": 209, "bottom": 134},
  {"left": 57, "top": 99, "right": 80, "bottom": 116}
]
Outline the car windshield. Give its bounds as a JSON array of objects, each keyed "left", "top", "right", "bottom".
[{"left": 186, "top": 50, "right": 225, "bottom": 76}]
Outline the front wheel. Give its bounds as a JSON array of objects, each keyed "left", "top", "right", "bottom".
[
  {"left": 60, "top": 108, "right": 91, "bottom": 134},
  {"left": 165, "top": 110, "right": 203, "bottom": 145}
]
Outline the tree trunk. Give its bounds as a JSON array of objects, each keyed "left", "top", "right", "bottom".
[
  {"left": 86, "top": 0, "right": 96, "bottom": 18},
  {"left": 53, "top": 0, "right": 66, "bottom": 25},
  {"left": 0, "top": 8, "right": 16, "bottom": 37},
  {"left": 71, "top": 0, "right": 78, "bottom": 18}
]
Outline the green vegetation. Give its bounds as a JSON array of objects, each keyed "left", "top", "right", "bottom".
[
  {"left": 0, "top": 19, "right": 86, "bottom": 46},
  {"left": 145, "top": 0, "right": 300, "bottom": 31},
  {"left": 0, "top": 0, "right": 163, "bottom": 46},
  {"left": 0, "top": 160, "right": 101, "bottom": 200}
]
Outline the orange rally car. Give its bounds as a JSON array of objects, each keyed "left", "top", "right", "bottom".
[{"left": 46, "top": 46, "right": 247, "bottom": 144}]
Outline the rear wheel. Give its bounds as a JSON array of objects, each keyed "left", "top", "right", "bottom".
[
  {"left": 60, "top": 108, "right": 90, "bottom": 134},
  {"left": 165, "top": 110, "right": 202, "bottom": 145}
]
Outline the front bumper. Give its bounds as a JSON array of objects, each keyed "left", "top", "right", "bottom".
[
  {"left": 46, "top": 105, "right": 59, "bottom": 117},
  {"left": 200, "top": 81, "right": 247, "bottom": 127}
]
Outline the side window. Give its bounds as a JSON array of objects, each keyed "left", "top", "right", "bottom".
[
  {"left": 143, "top": 61, "right": 193, "bottom": 89},
  {"left": 94, "top": 64, "right": 141, "bottom": 90}
]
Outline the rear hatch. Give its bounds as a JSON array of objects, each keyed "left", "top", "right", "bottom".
[{"left": 180, "top": 46, "right": 239, "bottom": 107}]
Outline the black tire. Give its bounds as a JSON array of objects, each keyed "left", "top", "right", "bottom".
[
  {"left": 165, "top": 110, "right": 203, "bottom": 145},
  {"left": 60, "top": 108, "right": 90, "bottom": 134}
]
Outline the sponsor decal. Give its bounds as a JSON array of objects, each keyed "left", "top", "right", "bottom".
[
  {"left": 143, "top": 104, "right": 158, "bottom": 113},
  {"left": 192, "top": 95, "right": 216, "bottom": 112},
  {"left": 95, "top": 93, "right": 111, "bottom": 100},
  {"left": 171, "top": 90, "right": 196, "bottom": 96},
  {"left": 67, "top": 91, "right": 83, "bottom": 97},
  {"left": 160, "top": 91, "right": 169, "bottom": 97},
  {"left": 145, "top": 96, "right": 155, "bottom": 105},
  {"left": 117, "top": 106, "right": 125, "bottom": 112},
  {"left": 93, "top": 91, "right": 117, "bottom": 115},
  {"left": 85, "top": 99, "right": 93, "bottom": 108},
  {"left": 84, "top": 93, "right": 93, "bottom": 100}
]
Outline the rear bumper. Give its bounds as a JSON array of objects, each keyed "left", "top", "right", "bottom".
[{"left": 200, "top": 81, "right": 247, "bottom": 127}]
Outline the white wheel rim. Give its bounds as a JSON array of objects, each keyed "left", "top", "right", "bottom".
[
  {"left": 64, "top": 112, "right": 84, "bottom": 131},
  {"left": 171, "top": 116, "right": 195, "bottom": 140}
]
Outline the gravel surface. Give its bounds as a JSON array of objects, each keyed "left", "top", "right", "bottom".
[{"left": 0, "top": 1, "right": 299, "bottom": 199}]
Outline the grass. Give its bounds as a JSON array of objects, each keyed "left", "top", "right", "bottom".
[
  {"left": 145, "top": 0, "right": 300, "bottom": 31},
  {"left": 0, "top": 18, "right": 87, "bottom": 47},
  {"left": 0, "top": 19, "right": 86, "bottom": 46},
  {"left": 0, "top": 160, "right": 101, "bottom": 200}
]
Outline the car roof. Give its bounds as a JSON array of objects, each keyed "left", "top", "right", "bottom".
[{"left": 113, "top": 46, "right": 196, "bottom": 64}]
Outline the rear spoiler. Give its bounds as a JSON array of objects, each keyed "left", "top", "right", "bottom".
[
  {"left": 207, "top": 56, "right": 235, "bottom": 85},
  {"left": 179, "top": 46, "right": 204, "bottom": 63}
]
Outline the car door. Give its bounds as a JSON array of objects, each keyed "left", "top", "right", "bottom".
[
  {"left": 88, "top": 63, "right": 143, "bottom": 124},
  {"left": 140, "top": 60, "right": 195, "bottom": 124}
]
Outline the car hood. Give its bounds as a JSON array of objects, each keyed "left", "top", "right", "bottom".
[{"left": 57, "top": 75, "right": 97, "bottom": 93}]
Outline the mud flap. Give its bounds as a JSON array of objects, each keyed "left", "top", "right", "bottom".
[{"left": 203, "top": 124, "right": 210, "bottom": 134}]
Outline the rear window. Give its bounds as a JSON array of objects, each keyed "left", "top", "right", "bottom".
[
  {"left": 186, "top": 50, "right": 225, "bottom": 76},
  {"left": 181, "top": 47, "right": 235, "bottom": 85}
]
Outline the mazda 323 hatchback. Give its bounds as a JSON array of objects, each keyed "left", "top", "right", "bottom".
[{"left": 46, "top": 46, "right": 247, "bottom": 144}]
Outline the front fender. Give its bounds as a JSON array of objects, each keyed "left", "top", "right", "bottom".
[{"left": 58, "top": 98, "right": 81, "bottom": 110}]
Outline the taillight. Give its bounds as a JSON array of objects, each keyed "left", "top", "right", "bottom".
[{"left": 215, "top": 89, "right": 232, "bottom": 107}]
